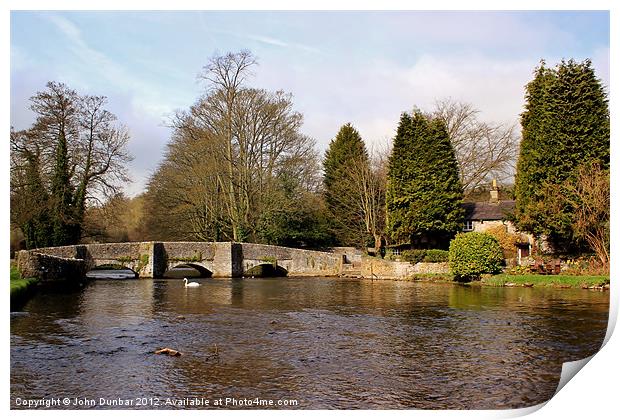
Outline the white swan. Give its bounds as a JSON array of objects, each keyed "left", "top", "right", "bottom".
[{"left": 184, "top": 277, "right": 200, "bottom": 288}]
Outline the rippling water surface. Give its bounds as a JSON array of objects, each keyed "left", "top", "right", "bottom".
[{"left": 10, "top": 277, "right": 609, "bottom": 409}]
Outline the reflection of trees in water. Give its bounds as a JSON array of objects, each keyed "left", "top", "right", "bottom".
[
  {"left": 153, "top": 279, "right": 232, "bottom": 313},
  {"left": 11, "top": 286, "right": 84, "bottom": 340},
  {"left": 79, "top": 279, "right": 156, "bottom": 330}
]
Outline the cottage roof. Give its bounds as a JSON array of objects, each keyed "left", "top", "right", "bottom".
[{"left": 462, "top": 200, "right": 515, "bottom": 221}]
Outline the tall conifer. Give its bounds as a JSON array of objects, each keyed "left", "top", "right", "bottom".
[
  {"left": 515, "top": 59, "right": 609, "bottom": 247},
  {"left": 323, "top": 123, "right": 369, "bottom": 246},
  {"left": 386, "top": 111, "right": 463, "bottom": 248}
]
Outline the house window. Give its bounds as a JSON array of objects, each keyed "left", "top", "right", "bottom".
[
  {"left": 463, "top": 220, "right": 474, "bottom": 231},
  {"left": 392, "top": 248, "right": 401, "bottom": 256}
]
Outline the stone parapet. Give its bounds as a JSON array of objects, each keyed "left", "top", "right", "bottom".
[{"left": 17, "top": 251, "right": 87, "bottom": 283}]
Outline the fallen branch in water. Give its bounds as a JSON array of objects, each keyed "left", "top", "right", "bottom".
[{"left": 155, "top": 347, "right": 182, "bottom": 357}]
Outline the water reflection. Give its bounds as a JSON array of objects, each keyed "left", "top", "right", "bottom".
[
  {"left": 11, "top": 278, "right": 609, "bottom": 409},
  {"left": 86, "top": 269, "right": 137, "bottom": 279}
]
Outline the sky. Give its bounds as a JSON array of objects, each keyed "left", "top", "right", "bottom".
[{"left": 10, "top": 10, "right": 610, "bottom": 196}]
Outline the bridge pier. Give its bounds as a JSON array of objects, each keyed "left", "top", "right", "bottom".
[{"left": 139, "top": 242, "right": 166, "bottom": 278}]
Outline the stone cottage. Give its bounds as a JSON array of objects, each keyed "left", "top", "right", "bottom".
[{"left": 462, "top": 182, "right": 533, "bottom": 264}]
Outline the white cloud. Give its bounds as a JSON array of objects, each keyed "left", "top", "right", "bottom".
[
  {"left": 399, "top": 53, "right": 532, "bottom": 124},
  {"left": 213, "top": 27, "right": 323, "bottom": 54},
  {"left": 248, "top": 34, "right": 289, "bottom": 47},
  {"left": 44, "top": 13, "right": 184, "bottom": 118},
  {"left": 256, "top": 52, "right": 534, "bottom": 152}
]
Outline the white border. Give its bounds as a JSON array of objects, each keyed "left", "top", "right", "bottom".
[{"left": 3, "top": 2, "right": 617, "bottom": 420}]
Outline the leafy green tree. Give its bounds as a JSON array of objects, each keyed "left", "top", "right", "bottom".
[
  {"left": 386, "top": 111, "right": 463, "bottom": 248},
  {"left": 322, "top": 123, "right": 370, "bottom": 247},
  {"left": 514, "top": 59, "right": 609, "bottom": 249},
  {"left": 256, "top": 192, "right": 331, "bottom": 248}
]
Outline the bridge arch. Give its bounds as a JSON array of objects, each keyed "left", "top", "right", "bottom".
[
  {"left": 164, "top": 262, "right": 213, "bottom": 278},
  {"left": 243, "top": 263, "right": 288, "bottom": 278}
]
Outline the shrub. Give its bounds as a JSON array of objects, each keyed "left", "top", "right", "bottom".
[
  {"left": 401, "top": 249, "right": 449, "bottom": 263},
  {"left": 485, "top": 224, "right": 524, "bottom": 259},
  {"left": 401, "top": 249, "right": 427, "bottom": 264},
  {"left": 449, "top": 232, "right": 504, "bottom": 281},
  {"left": 384, "top": 249, "right": 398, "bottom": 260},
  {"left": 562, "top": 255, "right": 607, "bottom": 276},
  {"left": 423, "top": 249, "right": 449, "bottom": 263}
]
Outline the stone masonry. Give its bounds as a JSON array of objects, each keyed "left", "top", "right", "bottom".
[{"left": 17, "top": 242, "right": 344, "bottom": 281}]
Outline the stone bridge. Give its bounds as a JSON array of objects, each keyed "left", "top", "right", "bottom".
[{"left": 16, "top": 242, "right": 348, "bottom": 282}]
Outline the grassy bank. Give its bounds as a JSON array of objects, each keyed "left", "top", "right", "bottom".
[
  {"left": 10, "top": 266, "right": 38, "bottom": 302},
  {"left": 481, "top": 273, "right": 609, "bottom": 288},
  {"left": 410, "top": 273, "right": 453, "bottom": 282},
  {"left": 405, "top": 271, "right": 609, "bottom": 289}
]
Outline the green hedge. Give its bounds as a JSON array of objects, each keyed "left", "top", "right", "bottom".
[
  {"left": 401, "top": 249, "right": 449, "bottom": 264},
  {"left": 423, "top": 249, "right": 449, "bottom": 263},
  {"left": 449, "top": 232, "right": 504, "bottom": 281}
]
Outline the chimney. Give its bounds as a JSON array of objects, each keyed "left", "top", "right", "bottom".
[{"left": 490, "top": 179, "right": 499, "bottom": 203}]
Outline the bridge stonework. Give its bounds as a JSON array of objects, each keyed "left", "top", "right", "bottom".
[{"left": 16, "top": 242, "right": 344, "bottom": 282}]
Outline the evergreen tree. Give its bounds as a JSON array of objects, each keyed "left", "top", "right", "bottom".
[
  {"left": 19, "top": 146, "right": 53, "bottom": 248},
  {"left": 322, "top": 123, "right": 370, "bottom": 247},
  {"left": 514, "top": 59, "right": 609, "bottom": 249},
  {"left": 386, "top": 111, "right": 463, "bottom": 248},
  {"left": 50, "top": 124, "right": 80, "bottom": 245}
]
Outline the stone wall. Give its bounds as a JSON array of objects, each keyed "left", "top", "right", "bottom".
[
  {"left": 331, "top": 247, "right": 362, "bottom": 265},
  {"left": 27, "top": 245, "right": 82, "bottom": 259},
  {"left": 85, "top": 242, "right": 142, "bottom": 259},
  {"left": 411, "top": 262, "right": 450, "bottom": 275},
  {"left": 240, "top": 243, "right": 293, "bottom": 260},
  {"left": 361, "top": 256, "right": 416, "bottom": 279},
  {"left": 17, "top": 251, "right": 87, "bottom": 283},
  {"left": 284, "top": 248, "right": 342, "bottom": 276},
  {"left": 361, "top": 256, "right": 450, "bottom": 279}
]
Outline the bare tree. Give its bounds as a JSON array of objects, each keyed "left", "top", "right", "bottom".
[
  {"left": 10, "top": 82, "right": 133, "bottom": 247},
  {"left": 198, "top": 50, "right": 257, "bottom": 241},
  {"left": 329, "top": 144, "right": 389, "bottom": 252},
  {"left": 74, "top": 94, "right": 132, "bottom": 215},
  {"left": 146, "top": 53, "right": 320, "bottom": 243},
  {"left": 353, "top": 148, "right": 388, "bottom": 252},
  {"left": 561, "top": 163, "right": 609, "bottom": 270},
  {"left": 431, "top": 98, "right": 519, "bottom": 191}
]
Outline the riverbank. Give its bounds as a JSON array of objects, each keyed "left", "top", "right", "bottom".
[
  {"left": 10, "top": 266, "right": 38, "bottom": 308},
  {"left": 406, "top": 272, "right": 609, "bottom": 289},
  {"left": 480, "top": 273, "right": 610, "bottom": 289}
]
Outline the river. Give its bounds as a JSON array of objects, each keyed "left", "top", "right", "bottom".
[{"left": 10, "top": 276, "right": 609, "bottom": 409}]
